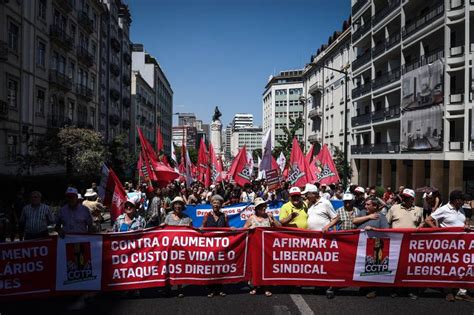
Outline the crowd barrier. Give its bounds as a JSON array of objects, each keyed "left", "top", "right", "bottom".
[{"left": 1, "top": 226, "right": 473, "bottom": 299}]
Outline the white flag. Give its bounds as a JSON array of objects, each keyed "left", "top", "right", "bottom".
[
  {"left": 277, "top": 151, "right": 286, "bottom": 172},
  {"left": 260, "top": 129, "right": 273, "bottom": 171}
]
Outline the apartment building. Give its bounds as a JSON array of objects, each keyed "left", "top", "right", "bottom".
[
  {"left": 262, "top": 70, "right": 304, "bottom": 147},
  {"left": 131, "top": 70, "right": 156, "bottom": 152},
  {"left": 98, "top": 0, "right": 132, "bottom": 145},
  {"left": 230, "top": 127, "right": 263, "bottom": 157},
  {"left": 350, "top": 0, "right": 474, "bottom": 197},
  {"left": 0, "top": 0, "right": 103, "bottom": 176},
  {"left": 302, "top": 19, "right": 352, "bottom": 154}
]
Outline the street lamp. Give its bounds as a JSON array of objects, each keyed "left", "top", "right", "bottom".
[{"left": 311, "top": 64, "right": 350, "bottom": 189}]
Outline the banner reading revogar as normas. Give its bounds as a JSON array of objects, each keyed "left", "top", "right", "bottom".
[{"left": 250, "top": 227, "right": 474, "bottom": 288}]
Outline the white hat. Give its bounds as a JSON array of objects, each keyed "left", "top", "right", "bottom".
[
  {"left": 354, "top": 186, "right": 365, "bottom": 194},
  {"left": 402, "top": 188, "right": 416, "bottom": 199},
  {"left": 210, "top": 185, "right": 216, "bottom": 189},
  {"left": 84, "top": 188, "right": 98, "bottom": 198},
  {"left": 170, "top": 196, "right": 186, "bottom": 208},
  {"left": 125, "top": 199, "right": 137, "bottom": 208},
  {"left": 65, "top": 187, "right": 78, "bottom": 195},
  {"left": 289, "top": 187, "right": 302, "bottom": 196},
  {"left": 342, "top": 193, "right": 354, "bottom": 201},
  {"left": 302, "top": 184, "right": 318, "bottom": 194},
  {"left": 253, "top": 197, "right": 267, "bottom": 209},
  {"left": 77, "top": 193, "right": 83, "bottom": 200}
]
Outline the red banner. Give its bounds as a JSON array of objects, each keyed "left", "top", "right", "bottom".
[
  {"left": 0, "top": 237, "right": 56, "bottom": 297},
  {"left": 101, "top": 227, "right": 250, "bottom": 290}
]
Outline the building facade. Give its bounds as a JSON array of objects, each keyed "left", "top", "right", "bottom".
[
  {"left": 230, "top": 127, "right": 263, "bottom": 157},
  {"left": 262, "top": 70, "right": 304, "bottom": 147},
  {"left": 0, "top": 0, "right": 104, "bottom": 176},
  {"left": 350, "top": 0, "right": 474, "bottom": 198},
  {"left": 232, "top": 113, "right": 253, "bottom": 130},
  {"left": 131, "top": 44, "right": 173, "bottom": 155},
  {"left": 172, "top": 126, "right": 197, "bottom": 149},
  {"left": 131, "top": 70, "right": 155, "bottom": 152},
  {"left": 98, "top": 0, "right": 132, "bottom": 146},
  {"left": 302, "top": 21, "right": 352, "bottom": 155}
]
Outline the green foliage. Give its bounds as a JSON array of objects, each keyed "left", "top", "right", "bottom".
[
  {"left": 174, "top": 145, "right": 198, "bottom": 165},
  {"left": 107, "top": 134, "right": 135, "bottom": 180},
  {"left": 275, "top": 115, "right": 304, "bottom": 162},
  {"left": 252, "top": 148, "right": 262, "bottom": 161},
  {"left": 333, "top": 146, "right": 352, "bottom": 183},
  {"left": 375, "top": 186, "right": 385, "bottom": 197}
]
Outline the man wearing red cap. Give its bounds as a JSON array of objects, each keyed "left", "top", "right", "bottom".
[{"left": 279, "top": 187, "right": 308, "bottom": 229}]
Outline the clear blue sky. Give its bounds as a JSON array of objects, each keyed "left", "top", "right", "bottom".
[{"left": 128, "top": 0, "right": 350, "bottom": 127}]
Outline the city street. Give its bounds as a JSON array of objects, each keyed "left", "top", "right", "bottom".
[{"left": 1, "top": 285, "right": 473, "bottom": 315}]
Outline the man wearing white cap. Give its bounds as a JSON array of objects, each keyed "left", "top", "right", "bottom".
[
  {"left": 83, "top": 188, "right": 105, "bottom": 232},
  {"left": 55, "top": 187, "right": 94, "bottom": 237},
  {"left": 304, "top": 184, "right": 336, "bottom": 231},
  {"left": 353, "top": 186, "right": 366, "bottom": 210},
  {"left": 386, "top": 188, "right": 422, "bottom": 229},
  {"left": 279, "top": 187, "right": 308, "bottom": 229},
  {"left": 323, "top": 193, "right": 358, "bottom": 232}
]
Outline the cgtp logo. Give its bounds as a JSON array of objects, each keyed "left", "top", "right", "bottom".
[
  {"left": 361, "top": 237, "right": 391, "bottom": 276},
  {"left": 287, "top": 163, "right": 304, "bottom": 184},
  {"left": 64, "top": 242, "right": 97, "bottom": 284},
  {"left": 238, "top": 163, "right": 252, "bottom": 180},
  {"left": 316, "top": 164, "right": 336, "bottom": 181}
]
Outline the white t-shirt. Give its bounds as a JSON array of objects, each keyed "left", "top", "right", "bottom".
[
  {"left": 307, "top": 198, "right": 336, "bottom": 230},
  {"left": 431, "top": 203, "right": 466, "bottom": 227}
]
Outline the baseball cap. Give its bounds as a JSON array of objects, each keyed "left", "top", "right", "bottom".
[
  {"left": 65, "top": 187, "right": 78, "bottom": 196},
  {"left": 289, "top": 187, "right": 302, "bottom": 196},
  {"left": 354, "top": 186, "right": 365, "bottom": 194},
  {"left": 301, "top": 184, "right": 318, "bottom": 194},
  {"left": 342, "top": 193, "right": 354, "bottom": 201},
  {"left": 402, "top": 188, "right": 415, "bottom": 199}
]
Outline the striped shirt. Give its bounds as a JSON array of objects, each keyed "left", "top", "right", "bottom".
[
  {"left": 336, "top": 206, "right": 359, "bottom": 230},
  {"left": 20, "top": 203, "right": 55, "bottom": 234}
]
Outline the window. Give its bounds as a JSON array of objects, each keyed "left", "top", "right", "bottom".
[
  {"left": 91, "top": 42, "right": 97, "bottom": 57},
  {"left": 7, "top": 77, "right": 19, "bottom": 108},
  {"left": 67, "top": 99, "right": 74, "bottom": 121},
  {"left": 68, "top": 61, "right": 75, "bottom": 81},
  {"left": 8, "top": 21, "right": 19, "bottom": 52},
  {"left": 38, "top": 0, "right": 46, "bottom": 20},
  {"left": 36, "top": 40, "right": 46, "bottom": 67},
  {"left": 36, "top": 87, "right": 45, "bottom": 116},
  {"left": 70, "top": 24, "right": 76, "bottom": 41},
  {"left": 6, "top": 135, "right": 18, "bottom": 162},
  {"left": 91, "top": 74, "right": 96, "bottom": 93}
]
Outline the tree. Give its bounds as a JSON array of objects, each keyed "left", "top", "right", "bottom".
[
  {"left": 107, "top": 134, "right": 135, "bottom": 180},
  {"left": 275, "top": 116, "right": 304, "bottom": 161},
  {"left": 333, "top": 146, "right": 352, "bottom": 183},
  {"left": 252, "top": 148, "right": 262, "bottom": 162},
  {"left": 31, "top": 127, "right": 106, "bottom": 183}
]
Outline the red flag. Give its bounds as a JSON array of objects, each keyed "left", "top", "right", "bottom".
[
  {"left": 209, "top": 142, "right": 222, "bottom": 184},
  {"left": 161, "top": 154, "right": 170, "bottom": 167},
  {"left": 137, "top": 127, "right": 157, "bottom": 182},
  {"left": 305, "top": 144, "right": 315, "bottom": 164},
  {"left": 271, "top": 156, "right": 279, "bottom": 172},
  {"left": 288, "top": 137, "right": 315, "bottom": 187},
  {"left": 99, "top": 164, "right": 127, "bottom": 221},
  {"left": 312, "top": 144, "right": 341, "bottom": 185},
  {"left": 228, "top": 145, "right": 252, "bottom": 187},
  {"left": 156, "top": 126, "right": 164, "bottom": 154},
  {"left": 197, "top": 138, "right": 209, "bottom": 186}
]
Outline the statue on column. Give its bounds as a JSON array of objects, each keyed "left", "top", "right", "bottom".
[
  {"left": 210, "top": 106, "right": 223, "bottom": 158},
  {"left": 212, "top": 106, "right": 222, "bottom": 122}
]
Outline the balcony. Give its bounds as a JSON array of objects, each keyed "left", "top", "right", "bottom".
[
  {"left": 352, "top": 82, "right": 371, "bottom": 99},
  {"left": 351, "top": 113, "right": 371, "bottom": 127},
  {"left": 352, "top": 0, "right": 369, "bottom": 15},
  {"left": 351, "top": 144, "right": 372, "bottom": 154},
  {"left": 352, "top": 21, "right": 371, "bottom": 42},
  {"left": 123, "top": 97, "right": 131, "bottom": 108},
  {"left": 110, "top": 88, "right": 120, "bottom": 101},
  {"left": 53, "top": 0, "right": 74, "bottom": 13},
  {"left": 371, "top": 109, "right": 385, "bottom": 122},
  {"left": 0, "top": 100, "right": 8, "bottom": 118},
  {"left": 308, "top": 133, "right": 322, "bottom": 143},
  {"left": 110, "top": 63, "right": 120, "bottom": 77},
  {"left": 78, "top": 11, "right": 94, "bottom": 34},
  {"left": 352, "top": 49, "right": 371, "bottom": 71},
  {"left": 0, "top": 40, "right": 7, "bottom": 61},
  {"left": 402, "top": 48, "right": 444, "bottom": 74},
  {"left": 123, "top": 74, "right": 131, "bottom": 86},
  {"left": 385, "top": 105, "right": 401, "bottom": 119},
  {"left": 308, "top": 108, "right": 322, "bottom": 119},
  {"left": 308, "top": 81, "right": 323, "bottom": 94},
  {"left": 76, "top": 46, "right": 94, "bottom": 68},
  {"left": 76, "top": 84, "right": 93, "bottom": 101},
  {"left": 111, "top": 37, "right": 121, "bottom": 52},
  {"left": 351, "top": 142, "right": 400, "bottom": 154},
  {"left": 47, "top": 115, "right": 71, "bottom": 128},
  {"left": 49, "top": 70, "right": 72, "bottom": 91},
  {"left": 109, "top": 114, "right": 120, "bottom": 126},
  {"left": 372, "top": 67, "right": 400, "bottom": 91},
  {"left": 123, "top": 52, "right": 131, "bottom": 65},
  {"left": 49, "top": 25, "right": 74, "bottom": 51},
  {"left": 372, "top": 0, "right": 401, "bottom": 27},
  {"left": 402, "top": 1, "right": 444, "bottom": 39},
  {"left": 373, "top": 32, "right": 401, "bottom": 59}
]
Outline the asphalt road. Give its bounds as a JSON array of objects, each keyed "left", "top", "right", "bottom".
[{"left": 2, "top": 285, "right": 474, "bottom": 315}]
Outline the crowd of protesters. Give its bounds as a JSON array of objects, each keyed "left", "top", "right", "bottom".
[{"left": 1, "top": 179, "right": 473, "bottom": 301}]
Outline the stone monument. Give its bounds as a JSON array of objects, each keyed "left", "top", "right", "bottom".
[{"left": 210, "top": 106, "right": 223, "bottom": 158}]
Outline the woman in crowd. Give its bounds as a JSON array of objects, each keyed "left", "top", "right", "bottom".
[
  {"left": 162, "top": 197, "right": 193, "bottom": 227},
  {"left": 113, "top": 198, "right": 146, "bottom": 232},
  {"left": 244, "top": 197, "right": 279, "bottom": 297},
  {"left": 201, "top": 194, "right": 228, "bottom": 297}
]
